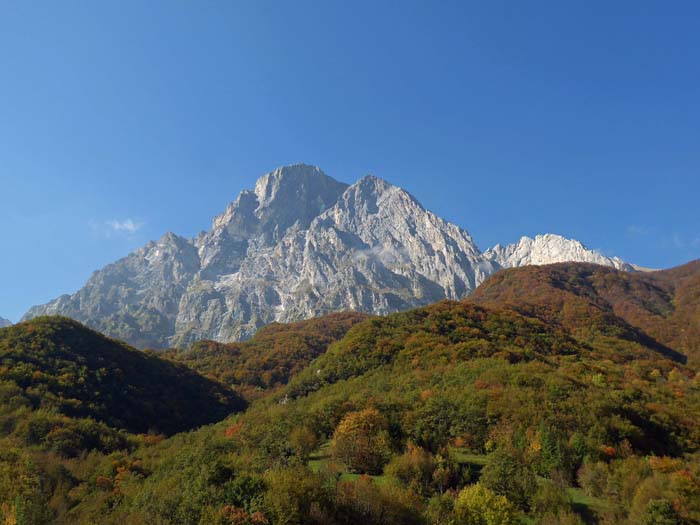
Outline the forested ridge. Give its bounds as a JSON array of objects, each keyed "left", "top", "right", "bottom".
[
  {"left": 164, "top": 312, "right": 370, "bottom": 400},
  {"left": 1, "top": 262, "right": 700, "bottom": 524}
]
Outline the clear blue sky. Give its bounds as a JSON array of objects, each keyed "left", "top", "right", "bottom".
[{"left": 2, "top": 1, "right": 699, "bottom": 321}]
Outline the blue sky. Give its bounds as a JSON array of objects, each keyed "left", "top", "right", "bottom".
[{"left": 1, "top": 1, "right": 699, "bottom": 321}]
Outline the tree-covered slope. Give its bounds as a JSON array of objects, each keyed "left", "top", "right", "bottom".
[
  {"left": 470, "top": 260, "right": 700, "bottom": 365},
  {"left": 0, "top": 316, "right": 245, "bottom": 436},
  {"left": 4, "top": 265, "right": 700, "bottom": 525},
  {"left": 166, "top": 312, "right": 370, "bottom": 399},
  {"left": 286, "top": 300, "right": 687, "bottom": 401},
  {"left": 54, "top": 297, "right": 700, "bottom": 525}
]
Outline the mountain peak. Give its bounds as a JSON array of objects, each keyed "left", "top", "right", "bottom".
[
  {"left": 485, "top": 233, "right": 633, "bottom": 271},
  {"left": 253, "top": 163, "right": 342, "bottom": 206},
  {"left": 0, "top": 317, "right": 12, "bottom": 328},
  {"left": 23, "top": 164, "right": 640, "bottom": 348},
  {"left": 355, "top": 173, "right": 391, "bottom": 188},
  {"left": 207, "top": 164, "right": 349, "bottom": 242},
  {"left": 337, "top": 173, "right": 423, "bottom": 214}
]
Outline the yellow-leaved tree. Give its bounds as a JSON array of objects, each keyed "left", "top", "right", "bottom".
[
  {"left": 454, "top": 483, "right": 519, "bottom": 525},
  {"left": 331, "top": 407, "right": 392, "bottom": 474}
]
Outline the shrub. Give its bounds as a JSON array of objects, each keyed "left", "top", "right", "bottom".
[
  {"left": 289, "top": 426, "right": 318, "bottom": 461},
  {"left": 385, "top": 443, "right": 437, "bottom": 494}
]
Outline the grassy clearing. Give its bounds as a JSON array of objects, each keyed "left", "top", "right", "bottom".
[
  {"left": 567, "top": 487, "right": 609, "bottom": 524},
  {"left": 307, "top": 442, "right": 390, "bottom": 486},
  {"left": 449, "top": 447, "right": 488, "bottom": 466},
  {"left": 308, "top": 444, "right": 606, "bottom": 523}
]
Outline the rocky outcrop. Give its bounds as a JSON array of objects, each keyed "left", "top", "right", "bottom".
[{"left": 484, "top": 234, "right": 634, "bottom": 272}]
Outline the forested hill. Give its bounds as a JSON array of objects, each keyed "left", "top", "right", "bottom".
[
  {"left": 470, "top": 260, "right": 700, "bottom": 365},
  {"left": 165, "top": 311, "right": 371, "bottom": 399},
  {"left": 84, "top": 282, "right": 699, "bottom": 525},
  {"left": 0, "top": 316, "right": 245, "bottom": 435},
  {"left": 1, "top": 262, "right": 700, "bottom": 524}
]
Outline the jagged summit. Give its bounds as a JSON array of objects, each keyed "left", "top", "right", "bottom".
[
  {"left": 23, "top": 164, "right": 635, "bottom": 348},
  {"left": 485, "top": 233, "right": 633, "bottom": 271},
  {"left": 206, "top": 164, "right": 347, "bottom": 240},
  {"left": 354, "top": 173, "right": 393, "bottom": 189},
  {"left": 252, "top": 164, "right": 348, "bottom": 228}
]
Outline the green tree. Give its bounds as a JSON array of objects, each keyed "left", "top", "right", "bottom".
[
  {"left": 385, "top": 443, "right": 437, "bottom": 495},
  {"left": 288, "top": 426, "right": 318, "bottom": 461},
  {"left": 454, "top": 483, "right": 518, "bottom": 525},
  {"left": 480, "top": 445, "right": 537, "bottom": 511},
  {"left": 262, "top": 468, "right": 329, "bottom": 525},
  {"left": 643, "top": 499, "right": 681, "bottom": 525}
]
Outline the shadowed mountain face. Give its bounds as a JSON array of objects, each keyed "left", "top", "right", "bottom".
[
  {"left": 470, "top": 261, "right": 700, "bottom": 365},
  {"left": 0, "top": 317, "right": 11, "bottom": 328},
  {"left": 23, "top": 164, "right": 633, "bottom": 348},
  {"left": 0, "top": 316, "right": 245, "bottom": 435}
]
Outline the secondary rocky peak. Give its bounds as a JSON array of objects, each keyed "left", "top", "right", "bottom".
[
  {"left": 348, "top": 174, "right": 412, "bottom": 202},
  {"left": 485, "top": 234, "right": 633, "bottom": 271},
  {"left": 353, "top": 173, "right": 393, "bottom": 191},
  {"left": 324, "top": 174, "right": 424, "bottom": 229},
  {"left": 0, "top": 317, "right": 12, "bottom": 328},
  {"left": 156, "top": 231, "right": 192, "bottom": 249}
]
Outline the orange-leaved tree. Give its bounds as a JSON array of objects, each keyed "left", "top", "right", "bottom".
[{"left": 331, "top": 407, "right": 392, "bottom": 474}]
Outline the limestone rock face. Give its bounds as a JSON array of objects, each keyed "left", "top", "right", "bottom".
[
  {"left": 484, "top": 234, "right": 634, "bottom": 271},
  {"left": 169, "top": 172, "right": 498, "bottom": 346},
  {"left": 23, "top": 231, "right": 200, "bottom": 348},
  {"left": 23, "top": 164, "right": 633, "bottom": 348}
]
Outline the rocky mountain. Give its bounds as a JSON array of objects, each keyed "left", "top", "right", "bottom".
[
  {"left": 23, "top": 164, "right": 634, "bottom": 348},
  {"left": 0, "top": 317, "right": 12, "bottom": 328},
  {"left": 484, "top": 234, "right": 634, "bottom": 271}
]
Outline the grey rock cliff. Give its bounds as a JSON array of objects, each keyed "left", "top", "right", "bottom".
[{"left": 23, "top": 164, "right": 633, "bottom": 347}]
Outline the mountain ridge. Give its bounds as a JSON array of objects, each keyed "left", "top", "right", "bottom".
[
  {"left": 470, "top": 260, "right": 700, "bottom": 365},
  {"left": 23, "top": 164, "right": 636, "bottom": 348}
]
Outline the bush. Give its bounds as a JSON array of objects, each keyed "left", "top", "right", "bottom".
[
  {"left": 262, "top": 467, "right": 330, "bottom": 525},
  {"left": 424, "top": 493, "right": 456, "bottom": 525},
  {"left": 334, "top": 476, "right": 423, "bottom": 525},
  {"left": 289, "top": 426, "right": 318, "bottom": 461},
  {"left": 642, "top": 499, "right": 681, "bottom": 525},
  {"left": 385, "top": 443, "right": 437, "bottom": 494},
  {"left": 577, "top": 461, "right": 609, "bottom": 498},
  {"left": 531, "top": 479, "right": 572, "bottom": 517}
]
